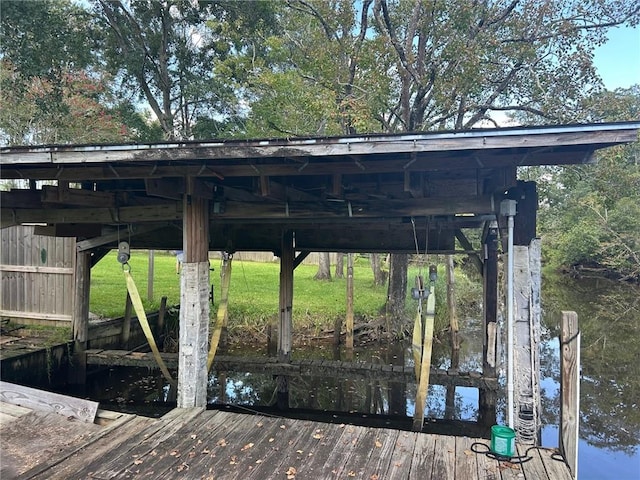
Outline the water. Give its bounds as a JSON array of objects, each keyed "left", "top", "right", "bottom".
[{"left": 80, "top": 274, "right": 640, "bottom": 479}]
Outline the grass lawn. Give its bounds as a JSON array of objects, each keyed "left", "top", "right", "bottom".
[
  {"left": 90, "top": 251, "right": 481, "bottom": 336},
  {"left": 90, "top": 251, "right": 388, "bottom": 331}
]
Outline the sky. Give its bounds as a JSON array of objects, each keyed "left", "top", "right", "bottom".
[{"left": 593, "top": 25, "right": 640, "bottom": 90}]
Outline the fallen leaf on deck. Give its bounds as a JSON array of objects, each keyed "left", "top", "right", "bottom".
[
  {"left": 370, "top": 475, "right": 379, "bottom": 480},
  {"left": 296, "top": 450, "right": 304, "bottom": 454},
  {"left": 268, "top": 437, "right": 275, "bottom": 442},
  {"left": 202, "top": 448, "right": 210, "bottom": 454},
  {"left": 286, "top": 466, "right": 297, "bottom": 479},
  {"left": 464, "top": 449, "right": 473, "bottom": 456},
  {"left": 169, "top": 450, "right": 179, "bottom": 456},
  {"left": 313, "top": 432, "right": 324, "bottom": 439},
  {"left": 217, "top": 439, "right": 228, "bottom": 447},
  {"left": 347, "top": 471, "right": 356, "bottom": 477},
  {"left": 256, "top": 422, "right": 264, "bottom": 427},
  {"left": 191, "top": 434, "right": 197, "bottom": 439},
  {"left": 374, "top": 439, "right": 382, "bottom": 448},
  {"left": 241, "top": 443, "right": 254, "bottom": 451},
  {"left": 230, "top": 455, "right": 238, "bottom": 465},
  {"left": 280, "top": 424, "right": 287, "bottom": 429},
  {"left": 133, "top": 459, "right": 143, "bottom": 465}
]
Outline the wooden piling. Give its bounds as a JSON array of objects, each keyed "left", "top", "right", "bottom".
[
  {"left": 277, "top": 230, "right": 294, "bottom": 409},
  {"left": 121, "top": 292, "right": 132, "bottom": 347},
  {"left": 147, "top": 250, "right": 154, "bottom": 301},
  {"left": 346, "top": 253, "right": 354, "bottom": 349},
  {"left": 69, "top": 250, "right": 90, "bottom": 385},
  {"left": 560, "top": 311, "right": 580, "bottom": 479},
  {"left": 177, "top": 193, "right": 210, "bottom": 408},
  {"left": 479, "top": 224, "right": 498, "bottom": 427},
  {"left": 157, "top": 296, "right": 167, "bottom": 335}
]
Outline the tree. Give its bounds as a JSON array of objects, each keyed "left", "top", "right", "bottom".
[
  {"left": 0, "top": 1, "right": 151, "bottom": 145},
  {"left": 531, "top": 86, "right": 640, "bottom": 281},
  {"left": 314, "top": 252, "right": 332, "bottom": 281},
  {"left": 94, "top": 0, "right": 276, "bottom": 140}
]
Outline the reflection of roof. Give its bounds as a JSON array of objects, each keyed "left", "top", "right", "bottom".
[{"left": 2, "top": 122, "right": 639, "bottom": 253}]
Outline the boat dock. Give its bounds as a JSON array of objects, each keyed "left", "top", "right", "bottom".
[{"left": 0, "top": 383, "right": 572, "bottom": 480}]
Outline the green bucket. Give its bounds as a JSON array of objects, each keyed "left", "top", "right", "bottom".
[{"left": 490, "top": 425, "right": 516, "bottom": 457}]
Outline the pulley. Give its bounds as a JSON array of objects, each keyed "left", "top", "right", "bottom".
[{"left": 117, "top": 241, "right": 130, "bottom": 264}]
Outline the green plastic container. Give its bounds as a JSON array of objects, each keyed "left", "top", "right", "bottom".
[{"left": 490, "top": 425, "right": 516, "bottom": 457}]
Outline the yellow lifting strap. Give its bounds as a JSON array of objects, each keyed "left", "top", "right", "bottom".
[
  {"left": 412, "top": 284, "right": 435, "bottom": 430},
  {"left": 124, "top": 269, "right": 176, "bottom": 386},
  {"left": 207, "top": 254, "right": 232, "bottom": 372}
]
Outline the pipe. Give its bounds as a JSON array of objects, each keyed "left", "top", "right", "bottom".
[{"left": 507, "top": 213, "right": 515, "bottom": 429}]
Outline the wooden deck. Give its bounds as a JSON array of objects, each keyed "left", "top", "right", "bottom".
[{"left": 0, "top": 403, "right": 572, "bottom": 479}]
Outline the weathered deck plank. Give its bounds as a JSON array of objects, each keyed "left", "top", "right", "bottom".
[
  {"left": 381, "top": 430, "right": 418, "bottom": 479},
  {"left": 85, "top": 407, "right": 208, "bottom": 479},
  {"left": 455, "top": 436, "right": 479, "bottom": 480},
  {"left": 432, "top": 432, "right": 457, "bottom": 479},
  {"left": 29, "top": 415, "right": 155, "bottom": 480},
  {"left": 2, "top": 406, "right": 573, "bottom": 480},
  {"left": 0, "top": 410, "right": 102, "bottom": 477},
  {"left": 408, "top": 432, "right": 437, "bottom": 479}
]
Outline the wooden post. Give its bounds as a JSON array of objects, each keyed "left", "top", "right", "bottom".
[
  {"left": 219, "top": 253, "right": 232, "bottom": 349},
  {"left": 121, "top": 292, "right": 132, "bottom": 348},
  {"left": 69, "top": 249, "right": 90, "bottom": 384},
  {"left": 178, "top": 193, "right": 210, "bottom": 408},
  {"left": 157, "top": 295, "right": 167, "bottom": 335},
  {"left": 346, "top": 252, "right": 354, "bottom": 349},
  {"left": 560, "top": 311, "right": 580, "bottom": 479},
  {"left": 147, "top": 249, "right": 154, "bottom": 301},
  {"left": 277, "top": 230, "right": 294, "bottom": 409},
  {"left": 479, "top": 223, "right": 498, "bottom": 427}
]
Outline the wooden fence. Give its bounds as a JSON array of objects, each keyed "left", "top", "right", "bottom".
[{"left": 0, "top": 226, "right": 75, "bottom": 326}]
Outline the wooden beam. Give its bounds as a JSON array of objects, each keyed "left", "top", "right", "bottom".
[
  {"left": 2, "top": 203, "right": 183, "bottom": 225},
  {"left": 293, "top": 251, "right": 311, "bottom": 270},
  {"left": 454, "top": 229, "right": 484, "bottom": 274},
  {"left": 41, "top": 185, "right": 116, "bottom": 206},
  {"left": 75, "top": 224, "right": 169, "bottom": 251}
]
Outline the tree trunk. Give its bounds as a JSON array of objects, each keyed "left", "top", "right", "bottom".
[
  {"left": 370, "top": 253, "right": 388, "bottom": 286},
  {"left": 385, "top": 253, "right": 408, "bottom": 333},
  {"left": 335, "top": 253, "right": 344, "bottom": 278},
  {"left": 314, "top": 252, "right": 332, "bottom": 280}
]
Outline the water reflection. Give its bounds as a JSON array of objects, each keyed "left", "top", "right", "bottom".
[{"left": 540, "top": 274, "right": 640, "bottom": 478}]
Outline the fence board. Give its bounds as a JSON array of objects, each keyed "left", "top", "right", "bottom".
[{"left": 0, "top": 226, "right": 75, "bottom": 325}]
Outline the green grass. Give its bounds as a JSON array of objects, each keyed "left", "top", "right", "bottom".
[
  {"left": 90, "top": 251, "right": 482, "bottom": 336},
  {"left": 90, "top": 251, "right": 387, "bottom": 331}
]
